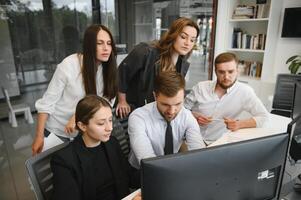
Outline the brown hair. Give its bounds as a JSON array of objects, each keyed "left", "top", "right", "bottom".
[
  {"left": 82, "top": 24, "right": 118, "bottom": 100},
  {"left": 154, "top": 71, "right": 185, "bottom": 97},
  {"left": 154, "top": 17, "right": 199, "bottom": 72},
  {"left": 214, "top": 52, "right": 238, "bottom": 66},
  {"left": 75, "top": 95, "right": 111, "bottom": 132}
]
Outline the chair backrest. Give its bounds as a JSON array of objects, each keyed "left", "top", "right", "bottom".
[
  {"left": 111, "top": 113, "right": 130, "bottom": 158},
  {"left": 272, "top": 74, "right": 301, "bottom": 111},
  {"left": 1, "top": 87, "right": 13, "bottom": 111},
  {"left": 25, "top": 142, "right": 69, "bottom": 200}
]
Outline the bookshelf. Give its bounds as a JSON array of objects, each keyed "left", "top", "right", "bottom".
[
  {"left": 215, "top": 0, "right": 283, "bottom": 107},
  {"left": 229, "top": 0, "right": 270, "bottom": 81}
]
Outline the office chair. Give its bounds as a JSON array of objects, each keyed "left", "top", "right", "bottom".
[
  {"left": 271, "top": 74, "right": 301, "bottom": 117},
  {"left": 1, "top": 87, "right": 34, "bottom": 127},
  {"left": 25, "top": 142, "right": 69, "bottom": 200},
  {"left": 111, "top": 112, "right": 130, "bottom": 158}
]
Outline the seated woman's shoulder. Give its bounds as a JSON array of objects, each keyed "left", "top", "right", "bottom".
[{"left": 51, "top": 143, "right": 74, "bottom": 163}]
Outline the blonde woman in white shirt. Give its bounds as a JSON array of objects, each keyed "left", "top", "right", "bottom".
[{"left": 32, "top": 25, "right": 118, "bottom": 155}]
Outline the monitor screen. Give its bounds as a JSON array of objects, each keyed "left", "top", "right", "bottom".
[
  {"left": 141, "top": 133, "right": 289, "bottom": 200},
  {"left": 292, "top": 82, "right": 301, "bottom": 119},
  {"left": 281, "top": 7, "right": 301, "bottom": 38}
]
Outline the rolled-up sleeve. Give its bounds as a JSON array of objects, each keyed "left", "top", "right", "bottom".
[
  {"left": 243, "top": 88, "right": 270, "bottom": 127},
  {"left": 35, "top": 64, "right": 68, "bottom": 114},
  {"left": 185, "top": 112, "right": 206, "bottom": 149}
]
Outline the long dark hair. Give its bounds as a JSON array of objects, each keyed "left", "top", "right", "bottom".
[
  {"left": 154, "top": 17, "right": 199, "bottom": 72},
  {"left": 82, "top": 24, "right": 118, "bottom": 100},
  {"left": 75, "top": 95, "right": 112, "bottom": 132}
]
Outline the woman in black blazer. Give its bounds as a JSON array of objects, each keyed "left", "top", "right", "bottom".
[
  {"left": 51, "top": 95, "right": 141, "bottom": 200},
  {"left": 116, "top": 17, "right": 200, "bottom": 118}
]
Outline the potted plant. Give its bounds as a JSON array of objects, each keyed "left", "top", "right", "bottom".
[{"left": 286, "top": 55, "right": 301, "bottom": 74}]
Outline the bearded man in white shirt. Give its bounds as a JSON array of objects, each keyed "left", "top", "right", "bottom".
[{"left": 184, "top": 52, "right": 269, "bottom": 145}]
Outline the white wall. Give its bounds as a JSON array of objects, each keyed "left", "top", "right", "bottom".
[{"left": 273, "top": 0, "right": 301, "bottom": 76}]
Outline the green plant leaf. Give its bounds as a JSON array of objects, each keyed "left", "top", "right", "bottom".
[
  {"left": 291, "top": 62, "right": 301, "bottom": 74},
  {"left": 290, "top": 63, "right": 296, "bottom": 74},
  {"left": 286, "top": 55, "right": 299, "bottom": 64},
  {"left": 289, "top": 60, "right": 298, "bottom": 71}
]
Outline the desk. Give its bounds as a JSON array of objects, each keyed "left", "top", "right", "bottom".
[{"left": 209, "top": 113, "right": 291, "bottom": 147}]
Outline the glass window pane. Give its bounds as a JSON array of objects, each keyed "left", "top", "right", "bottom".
[
  {"left": 120, "top": 0, "right": 216, "bottom": 88},
  {"left": 1, "top": 0, "right": 92, "bottom": 94}
]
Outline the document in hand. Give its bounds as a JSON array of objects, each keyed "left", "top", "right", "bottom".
[
  {"left": 121, "top": 189, "right": 141, "bottom": 200},
  {"left": 42, "top": 132, "right": 64, "bottom": 152}
]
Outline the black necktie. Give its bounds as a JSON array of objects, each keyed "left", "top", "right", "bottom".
[{"left": 164, "top": 121, "right": 173, "bottom": 155}]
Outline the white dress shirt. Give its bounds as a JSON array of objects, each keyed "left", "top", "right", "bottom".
[
  {"left": 184, "top": 80, "right": 269, "bottom": 144},
  {"left": 35, "top": 54, "right": 108, "bottom": 138},
  {"left": 128, "top": 102, "right": 206, "bottom": 169}
]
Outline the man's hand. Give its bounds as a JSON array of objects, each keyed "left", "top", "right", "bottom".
[
  {"left": 32, "top": 135, "right": 44, "bottom": 156},
  {"left": 116, "top": 100, "right": 131, "bottom": 119},
  {"left": 192, "top": 112, "right": 212, "bottom": 126},
  {"left": 224, "top": 118, "right": 241, "bottom": 131},
  {"left": 65, "top": 115, "right": 76, "bottom": 134}
]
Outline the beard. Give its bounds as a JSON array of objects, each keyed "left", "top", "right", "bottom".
[
  {"left": 217, "top": 78, "right": 237, "bottom": 90},
  {"left": 158, "top": 109, "right": 178, "bottom": 122}
]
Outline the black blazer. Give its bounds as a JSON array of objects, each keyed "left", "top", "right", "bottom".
[
  {"left": 51, "top": 135, "right": 131, "bottom": 200},
  {"left": 118, "top": 42, "right": 190, "bottom": 108}
]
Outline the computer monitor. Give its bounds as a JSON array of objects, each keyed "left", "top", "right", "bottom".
[
  {"left": 292, "top": 82, "right": 301, "bottom": 119},
  {"left": 141, "top": 133, "right": 290, "bottom": 200}
]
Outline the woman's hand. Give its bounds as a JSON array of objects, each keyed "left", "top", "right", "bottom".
[
  {"left": 116, "top": 100, "right": 131, "bottom": 119},
  {"left": 65, "top": 115, "right": 76, "bottom": 134},
  {"left": 116, "top": 92, "right": 131, "bottom": 118},
  {"left": 32, "top": 113, "right": 48, "bottom": 155},
  {"left": 32, "top": 134, "right": 44, "bottom": 156}
]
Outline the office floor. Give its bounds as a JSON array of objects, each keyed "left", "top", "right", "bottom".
[{"left": 0, "top": 116, "right": 36, "bottom": 200}]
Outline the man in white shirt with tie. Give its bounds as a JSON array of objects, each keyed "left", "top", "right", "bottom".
[
  {"left": 128, "top": 71, "right": 206, "bottom": 169},
  {"left": 184, "top": 52, "right": 269, "bottom": 145}
]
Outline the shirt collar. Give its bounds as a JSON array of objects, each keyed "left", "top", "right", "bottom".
[
  {"left": 226, "top": 80, "right": 238, "bottom": 93},
  {"left": 152, "top": 102, "right": 165, "bottom": 121}
]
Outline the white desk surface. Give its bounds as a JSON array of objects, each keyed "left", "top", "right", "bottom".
[{"left": 209, "top": 113, "right": 291, "bottom": 147}]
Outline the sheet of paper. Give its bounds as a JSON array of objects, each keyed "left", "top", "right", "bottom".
[
  {"left": 122, "top": 189, "right": 141, "bottom": 200},
  {"left": 42, "top": 132, "right": 64, "bottom": 152}
]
